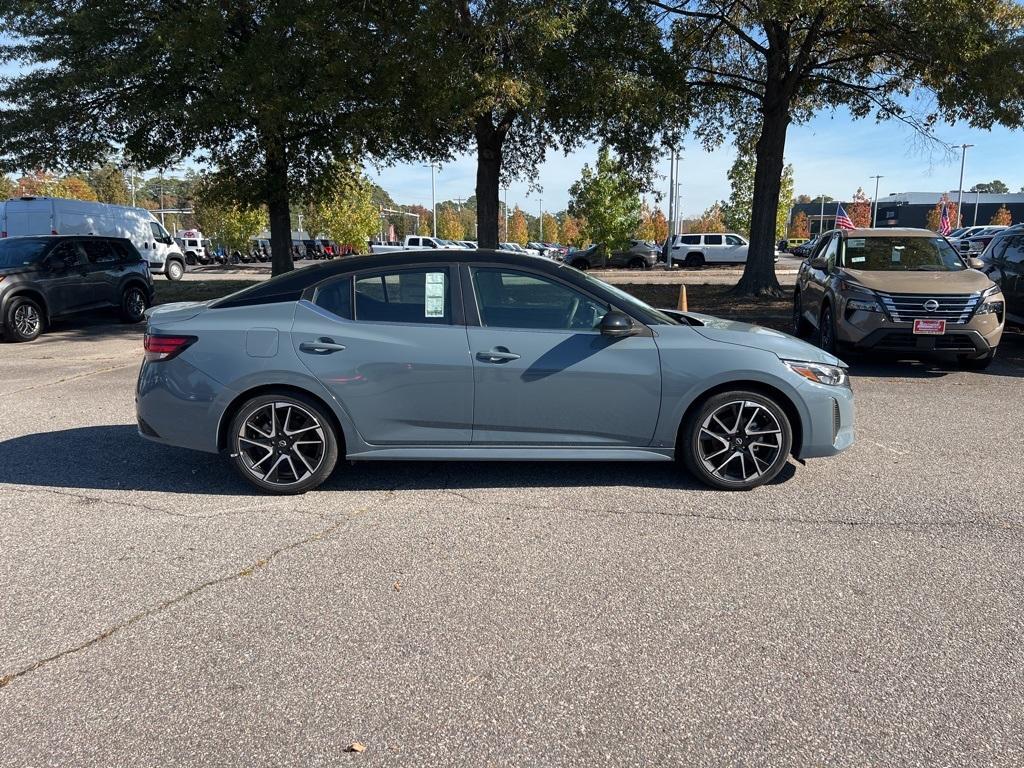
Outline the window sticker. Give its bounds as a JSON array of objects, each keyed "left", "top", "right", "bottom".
[
  {"left": 891, "top": 246, "right": 904, "bottom": 263},
  {"left": 424, "top": 272, "right": 445, "bottom": 317},
  {"left": 850, "top": 255, "right": 866, "bottom": 263},
  {"left": 847, "top": 238, "right": 865, "bottom": 249}
]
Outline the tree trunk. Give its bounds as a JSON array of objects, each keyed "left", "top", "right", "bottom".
[
  {"left": 265, "top": 137, "right": 294, "bottom": 277},
  {"left": 474, "top": 115, "right": 503, "bottom": 250},
  {"left": 732, "top": 105, "right": 790, "bottom": 298}
]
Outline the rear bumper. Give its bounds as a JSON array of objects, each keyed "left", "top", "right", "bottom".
[{"left": 135, "top": 357, "right": 227, "bottom": 454}]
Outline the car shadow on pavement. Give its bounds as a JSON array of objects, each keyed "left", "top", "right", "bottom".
[
  {"left": 0, "top": 425, "right": 796, "bottom": 496},
  {"left": 845, "top": 330, "right": 1024, "bottom": 380}
]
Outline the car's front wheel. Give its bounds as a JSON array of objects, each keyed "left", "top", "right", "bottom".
[
  {"left": 816, "top": 304, "right": 838, "bottom": 355},
  {"left": 792, "top": 291, "right": 811, "bottom": 338},
  {"left": 228, "top": 392, "right": 339, "bottom": 494},
  {"left": 681, "top": 391, "right": 793, "bottom": 490},
  {"left": 4, "top": 295, "right": 45, "bottom": 342},
  {"left": 120, "top": 285, "right": 149, "bottom": 323}
]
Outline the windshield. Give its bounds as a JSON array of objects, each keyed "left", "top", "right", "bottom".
[
  {"left": 841, "top": 236, "right": 965, "bottom": 272},
  {"left": 570, "top": 266, "right": 680, "bottom": 325},
  {"left": 0, "top": 238, "right": 50, "bottom": 269}
]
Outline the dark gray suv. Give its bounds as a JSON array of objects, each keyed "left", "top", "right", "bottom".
[{"left": 0, "top": 236, "right": 154, "bottom": 342}]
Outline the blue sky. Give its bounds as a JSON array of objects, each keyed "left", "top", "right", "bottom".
[{"left": 367, "top": 109, "right": 1024, "bottom": 217}]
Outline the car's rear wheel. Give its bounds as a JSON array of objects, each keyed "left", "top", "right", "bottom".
[
  {"left": 229, "top": 393, "right": 339, "bottom": 494},
  {"left": 682, "top": 391, "right": 793, "bottom": 490},
  {"left": 165, "top": 259, "right": 185, "bottom": 281},
  {"left": 571, "top": 259, "right": 589, "bottom": 271},
  {"left": 627, "top": 257, "right": 647, "bottom": 270},
  {"left": 120, "top": 285, "right": 149, "bottom": 323},
  {"left": 4, "top": 296, "right": 44, "bottom": 342},
  {"left": 684, "top": 253, "right": 705, "bottom": 268},
  {"left": 957, "top": 348, "right": 996, "bottom": 370}
]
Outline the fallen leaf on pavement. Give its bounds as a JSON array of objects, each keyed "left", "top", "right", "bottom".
[{"left": 348, "top": 742, "right": 367, "bottom": 753}]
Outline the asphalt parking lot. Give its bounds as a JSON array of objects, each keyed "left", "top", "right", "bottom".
[{"left": 2, "top": 319, "right": 1023, "bottom": 766}]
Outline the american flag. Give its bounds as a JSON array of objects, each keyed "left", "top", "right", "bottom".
[
  {"left": 939, "top": 202, "right": 952, "bottom": 235},
  {"left": 835, "top": 203, "right": 855, "bottom": 230}
]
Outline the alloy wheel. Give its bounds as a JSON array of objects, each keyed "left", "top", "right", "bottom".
[
  {"left": 13, "top": 303, "right": 40, "bottom": 338},
  {"left": 697, "top": 400, "right": 783, "bottom": 484},
  {"left": 126, "top": 288, "right": 146, "bottom": 319},
  {"left": 236, "top": 401, "right": 327, "bottom": 487}
]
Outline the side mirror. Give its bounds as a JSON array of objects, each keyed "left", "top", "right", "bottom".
[
  {"left": 810, "top": 256, "right": 828, "bottom": 270},
  {"left": 600, "top": 311, "right": 635, "bottom": 337},
  {"left": 967, "top": 257, "right": 985, "bottom": 270}
]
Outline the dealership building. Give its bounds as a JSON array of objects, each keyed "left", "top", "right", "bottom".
[{"left": 791, "top": 191, "right": 1024, "bottom": 235}]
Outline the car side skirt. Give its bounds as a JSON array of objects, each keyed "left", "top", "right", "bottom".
[{"left": 344, "top": 446, "right": 676, "bottom": 462}]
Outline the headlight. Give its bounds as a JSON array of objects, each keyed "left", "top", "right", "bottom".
[
  {"left": 842, "top": 288, "right": 882, "bottom": 313},
  {"left": 976, "top": 287, "right": 1004, "bottom": 316},
  {"left": 784, "top": 360, "right": 850, "bottom": 387}
]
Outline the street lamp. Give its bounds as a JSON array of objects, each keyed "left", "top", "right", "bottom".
[
  {"left": 539, "top": 198, "right": 543, "bottom": 241},
  {"left": 869, "top": 175, "right": 884, "bottom": 227},
  {"left": 423, "top": 162, "right": 439, "bottom": 237},
  {"left": 956, "top": 144, "right": 974, "bottom": 228}
]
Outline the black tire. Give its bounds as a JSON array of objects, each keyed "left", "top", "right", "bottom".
[
  {"left": 184, "top": 252, "right": 198, "bottom": 266},
  {"left": 571, "top": 259, "right": 589, "bottom": 271},
  {"left": 3, "top": 295, "right": 45, "bottom": 342},
  {"left": 958, "top": 348, "right": 996, "bottom": 370},
  {"left": 627, "top": 257, "right": 647, "bottom": 270},
  {"left": 816, "top": 304, "right": 837, "bottom": 355},
  {"left": 681, "top": 390, "right": 793, "bottom": 491},
  {"left": 120, "top": 284, "right": 150, "bottom": 323},
  {"left": 684, "top": 253, "right": 705, "bottom": 268},
  {"left": 792, "top": 291, "right": 811, "bottom": 339},
  {"left": 228, "top": 392, "right": 340, "bottom": 495},
  {"left": 165, "top": 259, "right": 185, "bottom": 281}
]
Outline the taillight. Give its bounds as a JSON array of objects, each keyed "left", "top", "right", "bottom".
[{"left": 144, "top": 334, "right": 196, "bottom": 361}]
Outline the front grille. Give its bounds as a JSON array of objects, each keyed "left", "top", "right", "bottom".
[{"left": 876, "top": 291, "right": 979, "bottom": 324}]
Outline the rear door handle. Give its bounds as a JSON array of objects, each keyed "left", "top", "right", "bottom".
[
  {"left": 300, "top": 337, "right": 346, "bottom": 354},
  {"left": 476, "top": 348, "right": 521, "bottom": 363}
]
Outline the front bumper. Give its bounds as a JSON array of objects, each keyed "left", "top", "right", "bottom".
[
  {"left": 837, "top": 305, "right": 1003, "bottom": 358},
  {"left": 796, "top": 378, "right": 855, "bottom": 459}
]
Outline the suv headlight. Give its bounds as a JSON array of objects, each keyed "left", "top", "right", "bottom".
[
  {"left": 975, "top": 286, "right": 1004, "bottom": 315},
  {"left": 784, "top": 360, "right": 850, "bottom": 387},
  {"left": 842, "top": 287, "right": 882, "bottom": 313}
]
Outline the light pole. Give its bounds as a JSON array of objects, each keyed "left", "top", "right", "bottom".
[
  {"left": 667, "top": 147, "right": 676, "bottom": 238},
  {"left": 674, "top": 152, "right": 682, "bottom": 234},
  {"left": 870, "top": 175, "right": 883, "bottom": 227},
  {"left": 423, "top": 163, "right": 439, "bottom": 237},
  {"left": 819, "top": 196, "right": 825, "bottom": 235},
  {"left": 973, "top": 188, "right": 981, "bottom": 226},
  {"left": 539, "top": 199, "right": 543, "bottom": 241},
  {"left": 956, "top": 144, "right": 974, "bottom": 228},
  {"left": 503, "top": 186, "right": 509, "bottom": 240}
]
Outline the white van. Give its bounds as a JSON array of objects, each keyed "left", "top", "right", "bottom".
[{"left": 0, "top": 196, "right": 188, "bottom": 280}]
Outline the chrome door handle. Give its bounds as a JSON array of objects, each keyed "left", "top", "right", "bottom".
[
  {"left": 300, "top": 337, "right": 346, "bottom": 354},
  {"left": 476, "top": 349, "right": 520, "bottom": 363}
]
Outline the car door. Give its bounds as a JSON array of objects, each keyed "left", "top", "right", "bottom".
[
  {"left": 724, "top": 234, "right": 748, "bottom": 263},
  {"left": 80, "top": 238, "right": 122, "bottom": 307},
  {"left": 701, "top": 234, "right": 724, "bottom": 262},
  {"left": 998, "top": 234, "right": 1024, "bottom": 320},
  {"left": 292, "top": 265, "right": 474, "bottom": 445},
  {"left": 39, "top": 241, "right": 93, "bottom": 315},
  {"left": 798, "top": 233, "right": 837, "bottom": 326},
  {"left": 464, "top": 265, "right": 661, "bottom": 446}
]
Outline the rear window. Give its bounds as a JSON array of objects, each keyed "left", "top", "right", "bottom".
[
  {"left": 0, "top": 238, "right": 50, "bottom": 268},
  {"left": 213, "top": 263, "right": 338, "bottom": 308}
]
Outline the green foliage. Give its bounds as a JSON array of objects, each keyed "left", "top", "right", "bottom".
[
  {"left": 637, "top": 204, "right": 668, "bottom": 243},
  {"left": 86, "top": 164, "right": 130, "bottom": 205},
  {"left": 970, "top": 180, "right": 1010, "bottom": 194},
  {"left": 541, "top": 212, "right": 560, "bottom": 243},
  {"left": 0, "top": 175, "right": 13, "bottom": 199},
  {"left": 776, "top": 165, "right": 794, "bottom": 240},
  {"left": 302, "top": 166, "right": 381, "bottom": 251},
  {"left": 720, "top": 134, "right": 756, "bottom": 236},
  {"left": 568, "top": 147, "right": 643, "bottom": 252},
  {"left": 437, "top": 206, "right": 464, "bottom": 240},
  {"left": 508, "top": 207, "right": 529, "bottom": 245},
  {"left": 192, "top": 176, "right": 267, "bottom": 250}
]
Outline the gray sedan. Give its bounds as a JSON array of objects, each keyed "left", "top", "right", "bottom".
[{"left": 136, "top": 250, "right": 854, "bottom": 493}]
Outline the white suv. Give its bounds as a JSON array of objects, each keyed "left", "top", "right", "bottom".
[{"left": 666, "top": 233, "right": 749, "bottom": 268}]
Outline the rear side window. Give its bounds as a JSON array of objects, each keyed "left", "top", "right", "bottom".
[
  {"left": 1004, "top": 235, "right": 1024, "bottom": 264},
  {"left": 677, "top": 235, "right": 700, "bottom": 245},
  {"left": 354, "top": 268, "right": 450, "bottom": 324},
  {"left": 114, "top": 241, "right": 143, "bottom": 262},
  {"left": 313, "top": 277, "right": 352, "bottom": 320},
  {"left": 704, "top": 235, "right": 723, "bottom": 245},
  {"left": 82, "top": 239, "right": 121, "bottom": 264}
]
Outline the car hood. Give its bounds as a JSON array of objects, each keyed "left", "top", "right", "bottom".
[
  {"left": 840, "top": 267, "right": 994, "bottom": 294},
  {"left": 679, "top": 312, "right": 844, "bottom": 366},
  {"left": 145, "top": 300, "right": 210, "bottom": 324}
]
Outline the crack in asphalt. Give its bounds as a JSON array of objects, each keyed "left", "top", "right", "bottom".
[
  {"left": 0, "top": 493, "right": 390, "bottom": 690},
  {"left": 2, "top": 361, "right": 138, "bottom": 397}
]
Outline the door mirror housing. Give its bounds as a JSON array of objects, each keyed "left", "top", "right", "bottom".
[
  {"left": 809, "top": 256, "right": 829, "bottom": 271},
  {"left": 967, "top": 257, "right": 985, "bottom": 270},
  {"left": 600, "top": 311, "right": 635, "bottom": 337}
]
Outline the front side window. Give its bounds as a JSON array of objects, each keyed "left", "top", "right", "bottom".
[
  {"left": 472, "top": 268, "right": 608, "bottom": 330},
  {"left": 1002, "top": 235, "right": 1024, "bottom": 264},
  {"left": 725, "top": 235, "right": 744, "bottom": 246},
  {"left": 355, "top": 268, "right": 450, "bottom": 324},
  {"left": 704, "top": 235, "right": 723, "bottom": 246},
  {"left": 0, "top": 238, "right": 50, "bottom": 268},
  {"left": 312, "top": 277, "right": 352, "bottom": 320},
  {"left": 841, "top": 236, "right": 965, "bottom": 271}
]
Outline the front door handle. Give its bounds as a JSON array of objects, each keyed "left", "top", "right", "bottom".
[
  {"left": 300, "top": 337, "right": 346, "bottom": 354},
  {"left": 476, "top": 348, "right": 521, "bottom": 363}
]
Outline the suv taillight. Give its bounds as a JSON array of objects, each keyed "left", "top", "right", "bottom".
[{"left": 144, "top": 334, "right": 196, "bottom": 361}]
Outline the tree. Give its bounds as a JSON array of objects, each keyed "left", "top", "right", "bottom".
[
  {"left": 508, "top": 206, "right": 529, "bottom": 245},
  {"left": 53, "top": 176, "right": 98, "bottom": 201},
  {"left": 789, "top": 211, "right": 810, "bottom": 239},
  {"left": 925, "top": 195, "right": 959, "bottom": 232},
  {"left": 410, "top": 206, "right": 433, "bottom": 236},
  {"left": 637, "top": 203, "right": 668, "bottom": 242},
  {"left": 847, "top": 187, "right": 872, "bottom": 228},
  {"left": 720, "top": 134, "right": 756, "bottom": 236},
  {"left": 541, "top": 212, "right": 560, "bottom": 243},
  {"left": 0, "top": 174, "right": 13, "bottom": 199},
  {"left": 192, "top": 176, "right": 267, "bottom": 250},
  {"left": 658, "top": 0, "right": 1024, "bottom": 295},
  {"left": 301, "top": 165, "right": 382, "bottom": 251},
  {"left": 560, "top": 214, "right": 586, "bottom": 247},
  {"left": 795, "top": 194, "right": 813, "bottom": 204},
  {"left": 970, "top": 180, "right": 1010, "bottom": 194},
  {"left": 567, "top": 146, "right": 643, "bottom": 252},
  {"left": 437, "top": 205, "right": 464, "bottom": 240},
  {"left": 990, "top": 205, "right": 1013, "bottom": 226},
  {"left": 689, "top": 204, "right": 726, "bottom": 233},
  {"left": 87, "top": 164, "right": 130, "bottom": 205},
  {"left": 0, "top": 1, "right": 413, "bottom": 276},
  {"left": 409, "top": 1, "right": 671, "bottom": 249}
]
